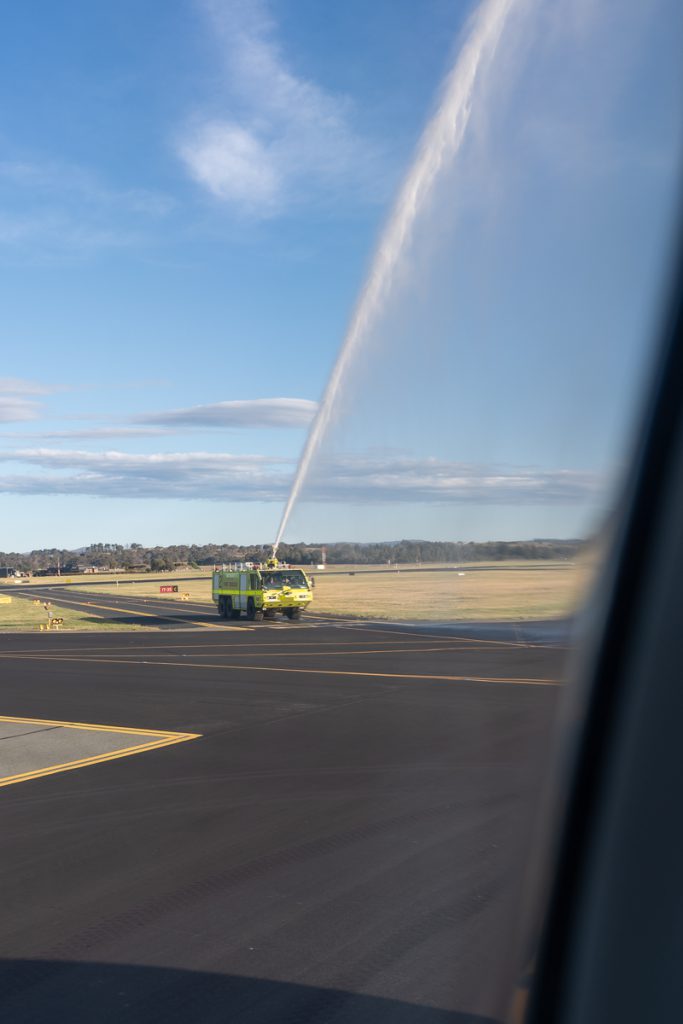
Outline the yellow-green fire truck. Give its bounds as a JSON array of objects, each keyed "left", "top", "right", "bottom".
[{"left": 212, "top": 559, "right": 313, "bottom": 621}]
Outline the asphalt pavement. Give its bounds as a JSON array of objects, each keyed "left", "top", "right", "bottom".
[
  {"left": 6, "top": 582, "right": 231, "bottom": 630},
  {"left": 0, "top": 617, "right": 567, "bottom": 1023}
]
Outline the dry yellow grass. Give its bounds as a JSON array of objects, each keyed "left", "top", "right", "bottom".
[
  {"left": 311, "top": 563, "right": 591, "bottom": 621},
  {"left": 66, "top": 560, "right": 593, "bottom": 622}
]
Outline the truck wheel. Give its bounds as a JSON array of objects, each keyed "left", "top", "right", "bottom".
[
  {"left": 286, "top": 607, "right": 302, "bottom": 620},
  {"left": 226, "top": 596, "right": 240, "bottom": 620},
  {"left": 247, "top": 598, "right": 263, "bottom": 621},
  {"left": 218, "top": 597, "right": 227, "bottom": 618}
]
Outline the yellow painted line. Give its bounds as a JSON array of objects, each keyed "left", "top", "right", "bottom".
[
  {"left": 16, "top": 593, "right": 172, "bottom": 621},
  {"left": 80, "top": 594, "right": 216, "bottom": 614},
  {"left": 0, "top": 654, "right": 559, "bottom": 686},
  {"left": 331, "top": 621, "right": 565, "bottom": 650},
  {"left": 0, "top": 715, "right": 200, "bottom": 789},
  {"left": 186, "top": 618, "right": 254, "bottom": 631},
  {"left": 0, "top": 714, "right": 193, "bottom": 736},
  {"left": 307, "top": 614, "right": 536, "bottom": 643},
  {"left": 176, "top": 659, "right": 560, "bottom": 685},
  {"left": 0, "top": 637, "right": 468, "bottom": 655},
  {"left": 0, "top": 645, "right": 473, "bottom": 662},
  {"left": 13, "top": 592, "right": 253, "bottom": 631},
  {"left": 146, "top": 644, "right": 513, "bottom": 658},
  {"left": 154, "top": 645, "right": 457, "bottom": 659}
]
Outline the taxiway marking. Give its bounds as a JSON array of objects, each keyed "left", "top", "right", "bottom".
[
  {"left": 0, "top": 654, "right": 559, "bottom": 686},
  {"left": 11, "top": 592, "right": 253, "bottom": 631},
  {"left": 0, "top": 715, "right": 200, "bottom": 789}
]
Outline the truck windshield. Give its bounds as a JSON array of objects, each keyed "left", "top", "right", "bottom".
[{"left": 261, "top": 571, "right": 308, "bottom": 590}]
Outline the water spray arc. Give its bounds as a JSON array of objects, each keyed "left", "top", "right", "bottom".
[{"left": 273, "top": 0, "right": 518, "bottom": 553}]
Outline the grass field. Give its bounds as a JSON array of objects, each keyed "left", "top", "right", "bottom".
[
  {"left": 0, "top": 595, "right": 145, "bottom": 632},
  {"left": 65, "top": 560, "right": 591, "bottom": 622},
  {"left": 310, "top": 565, "right": 589, "bottom": 621}
]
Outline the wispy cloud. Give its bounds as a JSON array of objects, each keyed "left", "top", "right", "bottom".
[
  {"left": 0, "top": 398, "right": 42, "bottom": 423},
  {"left": 0, "top": 448, "right": 291, "bottom": 501},
  {"left": 0, "top": 156, "right": 172, "bottom": 257},
  {"left": 0, "top": 377, "right": 62, "bottom": 396},
  {"left": 177, "top": 0, "right": 383, "bottom": 215},
  {"left": 179, "top": 123, "right": 281, "bottom": 211},
  {"left": 0, "top": 427, "right": 169, "bottom": 441},
  {"left": 134, "top": 398, "right": 318, "bottom": 429},
  {"left": 0, "top": 447, "right": 599, "bottom": 505},
  {"left": 0, "top": 211, "right": 142, "bottom": 255},
  {"left": 0, "top": 160, "right": 173, "bottom": 216},
  {"left": 0, "top": 398, "right": 317, "bottom": 441},
  {"left": 0, "top": 377, "right": 60, "bottom": 421},
  {"left": 310, "top": 454, "right": 601, "bottom": 505}
]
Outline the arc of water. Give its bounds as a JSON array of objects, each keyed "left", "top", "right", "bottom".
[{"left": 274, "top": 0, "right": 520, "bottom": 553}]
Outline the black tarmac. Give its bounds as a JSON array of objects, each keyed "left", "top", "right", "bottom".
[{"left": 0, "top": 614, "right": 566, "bottom": 1023}]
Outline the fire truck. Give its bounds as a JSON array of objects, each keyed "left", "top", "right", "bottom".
[{"left": 212, "top": 557, "right": 313, "bottom": 621}]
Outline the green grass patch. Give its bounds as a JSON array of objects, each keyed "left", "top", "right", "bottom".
[{"left": 0, "top": 595, "right": 146, "bottom": 632}]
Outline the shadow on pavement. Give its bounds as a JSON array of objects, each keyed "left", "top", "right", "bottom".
[{"left": 0, "top": 959, "right": 498, "bottom": 1023}]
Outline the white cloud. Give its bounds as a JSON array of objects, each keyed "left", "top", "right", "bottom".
[
  {"left": 0, "top": 377, "right": 60, "bottom": 396},
  {"left": 0, "top": 427, "right": 169, "bottom": 441},
  {"left": 178, "top": 0, "right": 382, "bottom": 214},
  {"left": 0, "top": 159, "right": 173, "bottom": 216},
  {"left": 0, "top": 397, "right": 42, "bottom": 423},
  {"left": 135, "top": 397, "right": 317, "bottom": 429},
  {"left": 0, "top": 377, "right": 69, "bottom": 424},
  {"left": 0, "top": 209, "right": 142, "bottom": 258},
  {"left": 0, "top": 447, "right": 599, "bottom": 505},
  {"left": 0, "top": 157, "right": 173, "bottom": 257},
  {"left": 0, "top": 398, "right": 316, "bottom": 441},
  {"left": 0, "top": 449, "right": 283, "bottom": 472},
  {"left": 178, "top": 123, "right": 280, "bottom": 209},
  {"left": 308, "top": 454, "right": 600, "bottom": 505},
  {"left": 0, "top": 448, "right": 290, "bottom": 501}
]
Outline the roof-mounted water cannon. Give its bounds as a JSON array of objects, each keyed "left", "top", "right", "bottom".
[{"left": 266, "top": 543, "right": 280, "bottom": 570}]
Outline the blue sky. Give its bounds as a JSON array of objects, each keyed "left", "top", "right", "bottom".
[{"left": 1, "top": 0, "right": 681, "bottom": 551}]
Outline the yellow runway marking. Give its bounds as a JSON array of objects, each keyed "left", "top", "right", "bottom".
[
  {"left": 331, "top": 621, "right": 565, "bottom": 650},
  {"left": 16, "top": 593, "right": 176, "bottom": 622},
  {"left": 120, "top": 643, "right": 518, "bottom": 657},
  {"left": 0, "top": 654, "right": 559, "bottom": 686},
  {"left": 0, "top": 644, "right": 469, "bottom": 661},
  {"left": 13, "top": 592, "right": 253, "bottom": 631},
  {"left": 0, "top": 715, "right": 200, "bottom": 789},
  {"left": 0, "top": 637, "right": 470, "bottom": 656}
]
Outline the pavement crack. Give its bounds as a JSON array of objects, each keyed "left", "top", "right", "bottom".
[{"left": 0, "top": 726, "right": 61, "bottom": 740}]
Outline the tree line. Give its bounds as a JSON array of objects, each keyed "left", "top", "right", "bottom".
[{"left": 0, "top": 538, "right": 582, "bottom": 574}]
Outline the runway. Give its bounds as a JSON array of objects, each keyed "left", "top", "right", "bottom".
[{"left": 0, "top": 618, "right": 567, "bottom": 1022}]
